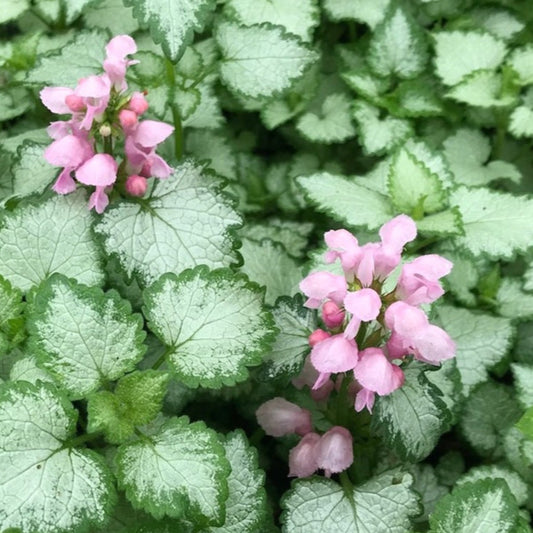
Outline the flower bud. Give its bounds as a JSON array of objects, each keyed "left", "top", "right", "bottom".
[
  {"left": 125, "top": 175, "right": 148, "bottom": 197},
  {"left": 99, "top": 124, "right": 112, "bottom": 137},
  {"left": 315, "top": 426, "right": 353, "bottom": 477},
  {"left": 65, "top": 94, "right": 85, "bottom": 112},
  {"left": 256, "top": 397, "right": 312, "bottom": 437},
  {"left": 128, "top": 91, "right": 149, "bottom": 115},
  {"left": 288, "top": 433, "right": 320, "bottom": 478},
  {"left": 321, "top": 301, "right": 345, "bottom": 329},
  {"left": 119, "top": 109, "right": 138, "bottom": 131},
  {"left": 308, "top": 329, "right": 331, "bottom": 347}
]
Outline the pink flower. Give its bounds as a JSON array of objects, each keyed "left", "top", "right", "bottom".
[
  {"left": 40, "top": 86, "right": 77, "bottom": 114},
  {"left": 289, "top": 432, "right": 321, "bottom": 478},
  {"left": 103, "top": 35, "right": 138, "bottom": 91},
  {"left": 343, "top": 288, "right": 382, "bottom": 339},
  {"left": 355, "top": 388, "right": 376, "bottom": 413},
  {"left": 299, "top": 271, "right": 347, "bottom": 309},
  {"left": 129, "top": 92, "right": 149, "bottom": 115},
  {"left": 292, "top": 355, "right": 335, "bottom": 402},
  {"left": 324, "top": 229, "right": 361, "bottom": 274},
  {"left": 395, "top": 254, "right": 453, "bottom": 306},
  {"left": 125, "top": 174, "right": 148, "bottom": 197},
  {"left": 315, "top": 426, "right": 353, "bottom": 477},
  {"left": 321, "top": 301, "right": 345, "bottom": 329},
  {"left": 385, "top": 301, "right": 455, "bottom": 365},
  {"left": 75, "top": 75, "right": 111, "bottom": 130},
  {"left": 256, "top": 398, "right": 312, "bottom": 437},
  {"left": 119, "top": 109, "right": 138, "bottom": 132},
  {"left": 353, "top": 347, "right": 404, "bottom": 396},
  {"left": 76, "top": 154, "right": 118, "bottom": 214},
  {"left": 308, "top": 329, "right": 331, "bottom": 347}
]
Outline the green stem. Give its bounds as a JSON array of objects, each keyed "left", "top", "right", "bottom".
[
  {"left": 152, "top": 345, "right": 174, "bottom": 370},
  {"left": 339, "top": 471, "right": 355, "bottom": 507},
  {"left": 165, "top": 59, "right": 183, "bottom": 160},
  {"left": 103, "top": 135, "right": 113, "bottom": 156},
  {"left": 64, "top": 431, "right": 102, "bottom": 449}
]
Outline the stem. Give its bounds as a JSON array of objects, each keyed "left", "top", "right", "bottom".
[
  {"left": 103, "top": 136, "right": 113, "bottom": 156},
  {"left": 64, "top": 431, "right": 102, "bottom": 449},
  {"left": 165, "top": 59, "right": 184, "bottom": 160},
  {"left": 152, "top": 345, "right": 174, "bottom": 370},
  {"left": 339, "top": 471, "right": 356, "bottom": 507}
]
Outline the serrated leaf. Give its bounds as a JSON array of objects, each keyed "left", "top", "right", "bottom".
[
  {"left": 9, "top": 356, "right": 54, "bottom": 385},
  {"left": 182, "top": 80, "right": 224, "bottom": 129},
  {"left": 296, "top": 93, "right": 356, "bottom": 144},
  {"left": 516, "top": 407, "right": 533, "bottom": 442},
  {"left": 143, "top": 267, "right": 276, "bottom": 388},
  {"left": 225, "top": 0, "right": 318, "bottom": 42},
  {"left": 215, "top": 21, "right": 317, "bottom": 99},
  {"left": 28, "top": 274, "right": 146, "bottom": 399},
  {"left": 0, "top": 88, "right": 31, "bottom": 121},
  {"left": 507, "top": 45, "right": 533, "bottom": 86},
  {"left": 352, "top": 101, "right": 413, "bottom": 155},
  {"left": 84, "top": 0, "right": 140, "bottom": 35},
  {"left": 368, "top": 5, "right": 428, "bottom": 79},
  {"left": 449, "top": 186, "right": 533, "bottom": 259},
  {"left": 373, "top": 364, "right": 451, "bottom": 462},
  {"left": 124, "top": 0, "right": 215, "bottom": 61},
  {"left": 185, "top": 130, "right": 236, "bottom": 180},
  {"left": 433, "top": 30, "right": 507, "bottom": 86},
  {"left": 116, "top": 416, "right": 230, "bottom": 525},
  {"left": 203, "top": 431, "right": 268, "bottom": 532},
  {"left": 95, "top": 160, "right": 241, "bottom": 286},
  {"left": 322, "top": 0, "right": 390, "bottom": 28},
  {"left": 260, "top": 295, "right": 315, "bottom": 380},
  {"left": 390, "top": 78, "right": 444, "bottom": 117},
  {"left": 436, "top": 305, "right": 514, "bottom": 396},
  {"left": 297, "top": 172, "right": 393, "bottom": 230},
  {"left": 496, "top": 278, "right": 533, "bottom": 320},
  {"left": 416, "top": 208, "right": 464, "bottom": 237},
  {"left": 0, "top": 191, "right": 104, "bottom": 291},
  {"left": 26, "top": 30, "right": 107, "bottom": 86},
  {"left": 281, "top": 469, "right": 420, "bottom": 532},
  {"left": 447, "top": 69, "right": 516, "bottom": 108},
  {"left": 0, "top": 382, "right": 116, "bottom": 533},
  {"left": 503, "top": 427, "right": 533, "bottom": 484},
  {"left": 443, "top": 129, "right": 521, "bottom": 186},
  {"left": 509, "top": 105, "right": 533, "bottom": 138},
  {"left": 409, "top": 464, "right": 448, "bottom": 522},
  {"left": 429, "top": 479, "right": 519, "bottom": 533},
  {"left": 467, "top": 8, "right": 524, "bottom": 41},
  {"left": 238, "top": 238, "right": 302, "bottom": 305},
  {"left": 388, "top": 147, "right": 447, "bottom": 215},
  {"left": 0, "top": 0, "right": 29, "bottom": 23},
  {"left": 0, "top": 275, "right": 24, "bottom": 345},
  {"left": 461, "top": 382, "right": 521, "bottom": 457},
  {"left": 512, "top": 364, "right": 533, "bottom": 409}
]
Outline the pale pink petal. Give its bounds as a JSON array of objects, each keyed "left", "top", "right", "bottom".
[
  {"left": 105, "top": 35, "right": 137, "bottom": 58},
  {"left": 40, "top": 87, "right": 74, "bottom": 114},
  {"left": 256, "top": 398, "right": 312, "bottom": 437},
  {"left": 76, "top": 154, "right": 118, "bottom": 187},
  {"left": 133, "top": 120, "right": 174, "bottom": 147},
  {"left": 312, "top": 372, "right": 332, "bottom": 391},
  {"left": 315, "top": 426, "right": 353, "bottom": 476},
  {"left": 47, "top": 121, "right": 71, "bottom": 140},
  {"left": 310, "top": 379, "right": 335, "bottom": 401},
  {"left": 289, "top": 433, "right": 320, "bottom": 478},
  {"left": 386, "top": 332, "right": 409, "bottom": 359},
  {"left": 321, "top": 301, "right": 345, "bottom": 329},
  {"left": 44, "top": 135, "right": 91, "bottom": 168},
  {"left": 308, "top": 329, "right": 331, "bottom": 347},
  {"left": 129, "top": 92, "right": 149, "bottom": 115},
  {"left": 310, "top": 334, "right": 358, "bottom": 374},
  {"left": 355, "top": 388, "right": 375, "bottom": 413},
  {"left": 356, "top": 245, "right": 376, "bottom": 286},
  {"left": 413, "top": 325, "right": 456, "bottom": 365},
  {"left": 148, "top": 154, "right": 173, "bottom": 178},
  {"left": 299, "top": 271, "right": 347, "bottom": 309},
  {"left": 324, "top": 229, "right": 360, "bottom": 270},
  {"left": 384, "top": 301, "right": 428, "bottom": 334},
  {"left": 343, "top": 316, "right": 361, "bottom": 340},
  {"left": 88, "top": 186, "right": 109, "bottom": 214},
  {"left": 379, "top": 214, "right": 417, "bottom": 253},
  {"left": 52, "top": 168, "right": 76, "bottom": 194},
  {"left": 125, "top": 174, "right": 147, "bottom": 197},
  {"left": 75, "top": 75, "right": 111, "bottom": 98},
  {"left": 354, "top": 348, "right": 404, "bottom": 395},
  {"left": 344, "top": 288, "right": 382, "bottom": 321}
]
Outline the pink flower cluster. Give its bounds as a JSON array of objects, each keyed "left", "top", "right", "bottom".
[
  {"left": 256, "top": 215, "right": 456, "bottom": 478},
  {"left": 40, "top": 35, "right": 174, "bottom": 213}
]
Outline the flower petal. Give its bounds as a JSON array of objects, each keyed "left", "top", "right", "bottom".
[
  {"left": 40, "top": 87, "right": 74, "bottom": 114},
  {"left": 76, "top": 154, "right": 118, "bottom": 187},
  {"left": 310, "top": 334, "right": 358, "bottom": 373},
  {"left": 354, "top": 348, "right": 404, "bottom": 395},
  {"left": 133, "top": 120, "right": 175, "bottom": 147}
]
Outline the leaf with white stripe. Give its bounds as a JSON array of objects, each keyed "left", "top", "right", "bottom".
[{"left": 323, "top": 0, "right": 390, "bottom": 28}]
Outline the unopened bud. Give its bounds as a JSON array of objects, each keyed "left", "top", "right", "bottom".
[
  {"left": 308, "top": 329, "right": 331, "bottom": 347},
  {"left": 125, "top": 175, "right": 148, "bottom": 197},
  {"left": 119, "top": 109, "right": 138, "bottom": 131},
  {"left": 288, "top": 433, "right": 320, "bottom": 478},
  {"left": 315, "top": 426, "right": 353, "bottom": 477},
  {"left": 128, "top": 92, "right": 149, "bottom": 115},
  {"left": 99, "top": 124, "right": 112, "bottom": 137},
  {"left": 256, "top": 397, "right": 312, "bottom": 437},
  {"left": 322, "top": 301, "right": 345, "bottom": 329},
  {"left": 65, "top": 94, "right": 85, "bottom": 112}
]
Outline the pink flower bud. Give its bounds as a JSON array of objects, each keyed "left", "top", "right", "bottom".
[
  {"left": 321, "top": 301, "right": 345, "bottom": 329},
  {"left": 308, "top": 329, "right": 331, "bottom": 347},
  {"left": 65, "top": 94, "right": 85, "bottom": 112},
  {"left": 125, "top": 175, "right": 148, "bottom": 197},
  {"left": 315, "top": 426, "right": 353, "bottom": 477},
  {"left": 119, "top": 109, "right": 138, "bottom": 131},
  {"left": 288, "top": 433, "right": 320, "bottom": 478},
  {"left": 128, "top": 92, "right": 149, "bottom": 115},
  {"left": 256, "top": 397, "right": 312, "bottom": 437}
]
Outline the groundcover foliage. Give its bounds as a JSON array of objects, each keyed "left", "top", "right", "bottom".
[{"left": 1, "top": 0, "right": 533, "bottom": 532}]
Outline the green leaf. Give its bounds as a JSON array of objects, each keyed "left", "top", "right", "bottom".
[
  {"left": 28, "top": 274, "right": 146, "bottom": 399},
  {"left": 409, "top": 464, "right": 448, "bottom": 522},
  {"left": 88, "top": 370, "right": 169, "bottom": 444},
  {"left": 0, "top": 0, "right": 29, "bottom": 23},
  {"left": 296, "top": 93, "right": 357, "bottom": 144},
  {"left": 516, "top": 407, "right": 533, "bottom": 441},
  {"left": 124, "top": 0, "right": 215, "bottom": 62},
  {"left": 433, "top": 30, "right": 507, "bottom": 86},
  {"left": 450, "top": 186, "right": 533, "bottom": 259},
  {"left": 435, "top": 305, "right": 514, "bottom": 396},
  {"left": 260, "top": 295, "right": 315, "bottom": 381},
  {"left": 143, "top": 267, "right": 276, "bottom": 388},
  {"left": 511, "top": 364, "right": 533, "bottom": 409},
  {"left": 116, "top": 416, "right": 230, "bottom": 525},
  {"left": 238, "top": 238, "right": 303, "bottom": 305},
  {"left": 507, "top": 45, "right": 533, "bottom": 86},
  {"left": 185, "top": 130, "right": 236, "bottom": 180},
  {"left": 281, "top": 469, "right": 420, "bottom": 532},
  {"left": 416, "top": 208, "right": 464, "bottom": 237},
  {"left": 322, "top": 0, "right": 390, "bottom": 28},
  {"left": 509, "top": 88, "right": 533, "bottom": 138},
  {"left": 368, "top": 5, "right": 428, "bottom": 79},
  {"left": 225, "top": 0, "right": 319, "bottom": 42},
  {"left": 26, "top": 30, "right": 107, "bottom": 86},
  {"left": 352, "top": 101, "right": 413, "bottom": 155},
  {"left": 95, "top": 160, "right": 241, "bottom": 286},
  {"left": 429, "top": 479, "right": 520, "bottom": 533},
  {"left": 496, "top": 278, "right": 533, "bottom": 320},
  {"left": 215, "top": 21, "right": 317, "bottom": 99},
  {"left": 9, "top": 356, "right": 54, "bottom": 386},
  {"left": 466, "top": 7, "right": 524, "bottom": 41},
  {"left": 202, "top": 431, "right": 269, "bottom": 532},
  {"left": 388, "top": 146, "right": 447, "bottom": 216},
  {"left": 456, "top": 465, "right": 528, "bottom": 507},
  {"left": 0, "top": 88, "right": 31, "bottom": 122},
  {"left": 83, "top": 0, "right": 140, "bottom": 35},
  {"left": 443, "top": 129, "right": 521, "bottom": 186},
  {"left": 373, "top": 364, "right": 451, "bottom": 462},
  {"left": 0, "top": 191, "right": 104, "bottom": 292},
  {"left": 461, "top": 382, "right": 521, "bottom": 457},
  {"left": 0, "top": 274, "right": 24, "bottom": 353},
  {"left": 389, "top": 78, "right": 444, "bottom": 117},
  {"left": 297, "top": 172, "right": 393, "bottom": 230},
  {"left": 0, "top": 382, "right": 116, "bottom": 533}
]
